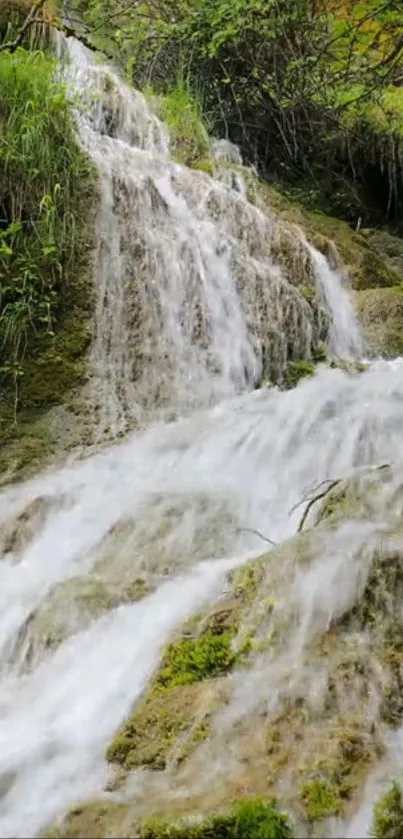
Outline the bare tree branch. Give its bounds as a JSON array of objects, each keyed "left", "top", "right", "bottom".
[
  {"left": 298, "top": 479, "right": 341, "bottom": 533},
  {"left": 237, "top": 527, "right": 277, "bottom": 546},
  {"left": 0, "top": 0, "right": 47, "bottom": 53}
]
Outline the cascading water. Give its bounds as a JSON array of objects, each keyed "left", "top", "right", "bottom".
[
  {"left": 53, "top": 33, "right": 361, "bottom": 439},
  {"left": 0, "top": 35, "right": 401, "bottom": 839}
]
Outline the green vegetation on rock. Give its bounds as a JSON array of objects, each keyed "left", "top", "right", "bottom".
[
  {"left": 106, "top": 631, "right": 237, "bottom": 770},
  {"left": 355, "top": 286, "right": 403, "bottom": 357},
  {"left": 300, "top": 778, "right": 341, "bottom": 821},
  {"left": 67, "top": 0, "right": 403, "bottom": 223},
  {"left": 105, "top": 563, "right": 270, "bottom": 773},
  {"left": 282, "top": 360, "right": 315, "bottom": 390},
  {"left": 0, "top": 44, "right": 97, "bottom": 480},
  {"left": 141, "top": 799, "right": 293, "bottom": 839},
  {"left": 154, "top": 83, "right": 213, "bottom": 172},
  {"left": 156, "top": 633, "right": 236, "bottom": 689},
  {"left": 105, "top": 681, "right": 209, "bottom": 770},
  {"left": 372, "top": 782, "right": 403, "bottom": 839},
  {"left": 45, "top": 797, "right": 293, "bottom": 839}
]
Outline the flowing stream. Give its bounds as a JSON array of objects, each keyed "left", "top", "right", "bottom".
[{"left": 0, "top": 36, "right": 402, "bottom": 838}]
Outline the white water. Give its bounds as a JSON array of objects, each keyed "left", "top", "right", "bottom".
[
  {"left": 0, "top": 36, "right": 400, "bottom": 838},
  {"left": 54, "top": 33, "right": 362, "bottom": 438},
  {"left": 308, "top": 243, "right": 363, "bottom": 358}
]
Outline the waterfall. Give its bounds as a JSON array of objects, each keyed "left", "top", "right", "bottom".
[
  {"left": 0, "top": 35, "right": 399, "bottom": 839},
  {"left": 54, "top": 34, "right": 359, "bottom": 438},
  {"left": 309, "top": 243, "right": 362, "bottom": 359}
]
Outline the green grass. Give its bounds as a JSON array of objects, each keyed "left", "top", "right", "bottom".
[
  {"left": 154, "top": 82, "right": 212, "bottom": 169},
  {"left": 0, "top": 46, "right": 95, "bottom": 417},
  {"left": 141, "top": 798, "right": 294, "bottom": 838}
]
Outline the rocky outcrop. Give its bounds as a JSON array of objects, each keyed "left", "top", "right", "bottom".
[
  {"left": 355, "top": 287, "right": 403, "bottom": 357},
  {"left": 44, "top": 462, "right": 403, "bottom": 838}
]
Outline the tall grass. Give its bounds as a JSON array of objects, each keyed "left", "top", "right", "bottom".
[
  {"left": 0, "top": 46, "right": 95, "bottom": 400},
  {"left": 151, "top": 78, "right": 212, "bottom": 169}
]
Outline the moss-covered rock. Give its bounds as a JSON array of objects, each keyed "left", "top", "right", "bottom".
[
  {"left": 355, "top": 286, "right": 403, "bottom": 357},
  {"left": 42, "top": 801, "right": 129, "bottom": 839},
  {"left": 365, "top": 230, "right": 403, "bottom": 278},
  {"left": 105, "top": 563, "right": 266, "bottom": 775},
  {"left": 106, "top": 681, "right": 216, "bottom": 771},
  {"left": 0, "top": 45, "right": 98, "bottom": 485},
  {"left": 300, "top": 778, "right": 342, "bottom": 821},
  {"left": 154, "top": 86, "right": 213, "bottom": 172},
  {"left": 105, "top": 635, "right": 239, "bottom": 771},
  {"left": 43, "top": 466, "right": 403, "bottom": 835},
  {"left": 282, "top": 360, "right": 315, "bottom": 390},
  {"left": 239, "top": 171, "right": 403, "bottom": 301},
  {"left": 13, "top": 576, "right": 119, "bottom": 670},
  {"left": 372, "top": 782, "right": 403, "bottom": 839},
  {"left": 141, "top": 799, "right": 294, "bottom": 838},
  {"left": 44, "top": 797, "right": 294, "bottom": 839}
]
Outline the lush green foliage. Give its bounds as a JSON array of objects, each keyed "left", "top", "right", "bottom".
[
  {"left": 371, "top": 782, "right": 403, "bottom": 838},
  {"left": 0, "top": 46, "right": 95, "bottom": 415},
  {"left": 68, "top": 0, "right": 403, "bottom": 223},
  {"left": 156, "top": 633, "right": 236, "bottom": 688},
  {"left": 141, "top": 799, "right": 294, "bottom": 838}
]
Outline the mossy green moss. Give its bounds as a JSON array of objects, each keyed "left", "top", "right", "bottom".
[
  {"left": 231, "top": 559, "right": 266, "bottom": 602},
  {"left": 141, "top": 798, "right": 293, "bottom": 838},
  {"left": 365, "top": 230, "right": 403, "bottom": 277},
  {"left": 156, "top": 633, "right": 236, "bottom": 689},
  {"left": 106, "top": 681, "right": 209, "bottom": 770},
  {"left": 0, "top": 308, "right": 95, "bottom": 483},
  {"left": 372, "top": 782, "right": 403, "bottom": 839},
  {"left": 297, "top": 719, "right": 377, "bottom": 821},
  {"left": 105, "top": 567, "right": 264, "bottom": 773},
  {"left": 106, "top": 632, "right": 237, "bottom": 770},
  {"left": 300, "top": 778, "right": 341, "bottom": 820},
  {"left": 282, "top": 360, "right": 315, "bottom": 390}
]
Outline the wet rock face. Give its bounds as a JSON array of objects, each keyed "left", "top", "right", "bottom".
[
  {"left": 0, "top": 496, "right": 58, "bottom": 561},
  {"left": 355, "top": 286, "right": 403, "bottom": 358},
  {"left": 116, "top": 163, "right": 331, "bottom": 414},
  {"left": 77, "top": 60, "right": 344, "bottom": 438},
  {"left": 42, "top": 463, "right": 403, "bottom": 838}
]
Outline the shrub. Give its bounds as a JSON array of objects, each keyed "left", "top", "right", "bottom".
[
  {"left": 141, "top": 798, "right": 294, "bottom": 838},
  {"left": 372, "top": 782, "right": 403, "bottom": 839},
  {"left": 0, "top": 46, "right": 95, "bottom": 415}
]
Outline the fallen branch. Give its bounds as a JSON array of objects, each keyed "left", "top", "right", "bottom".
[
  {"left": 237, "top": 527, "right": 277, "bottom": 546},
  {"left": 289, "top": 477, "right": 338, "bottom": 517},
  {"left": 297, "top": 478, "right": 341, "bottom": 533}
]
